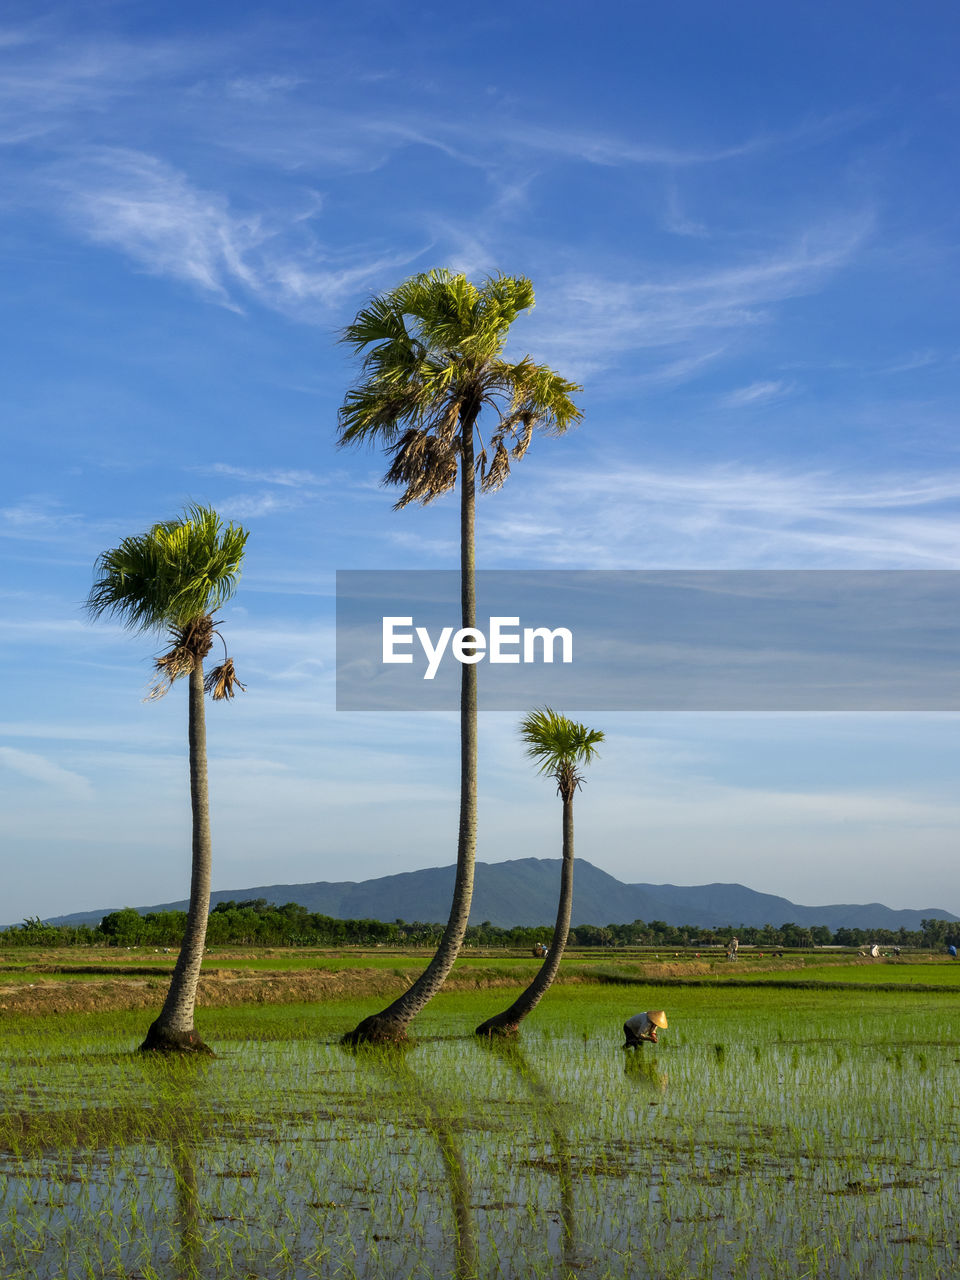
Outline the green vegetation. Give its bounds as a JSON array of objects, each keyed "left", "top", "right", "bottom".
[
  {"left": 5, "top": 903, "right": 958, "bottom": 951},
  {"left": 2, "top": 984, "right": 958, "bottom": 1279}
]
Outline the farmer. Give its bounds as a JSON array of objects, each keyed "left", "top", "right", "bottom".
[
  {"left": 728, "top": 937, "right": 739, "bottom": 960},
  {"left": 623, "top": 1010, "right": 668, "bottom": 1048}
]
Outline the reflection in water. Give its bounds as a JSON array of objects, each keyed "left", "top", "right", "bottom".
[
  {"left": 144, "top": 1056, "right": 211, "bottom": 1280},
  {"left": 346, "top": 1043, "right": 478, "bottom": 1280},
  {"left": 170, "top": 1131, "right": 203, "bottom": 1280},
  {"left": 623, "top": 1053, "right": 668, "bottom": 1099},
  {"left": 482, "top": 1038, "right": 580, "bottom": 1276}
]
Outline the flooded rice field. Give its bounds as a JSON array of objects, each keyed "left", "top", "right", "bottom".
[{"left": 1, "top": 987, "right": 958, "bottom": 1278}]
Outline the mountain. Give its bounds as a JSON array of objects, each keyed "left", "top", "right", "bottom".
[{"left": 35, "top": 858, "right": 957, "bottom": 932}]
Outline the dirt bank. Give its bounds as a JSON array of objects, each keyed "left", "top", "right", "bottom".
[{"left": 0, "top": 960, "right": 721, "bottom": 1018}]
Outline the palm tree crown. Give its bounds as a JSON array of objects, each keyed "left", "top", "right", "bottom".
[
  {"left": 337, "top": 269, "right": 582, "bottom": 503},
  {"left": 519, "top": 707, "right": 605, "bottom": 802},
  {"left": 87, "top": 504, "right": 248, "bottom": 698}
]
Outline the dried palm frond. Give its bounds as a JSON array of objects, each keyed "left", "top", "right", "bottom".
[
  {"left": 204, "top": 658, "right": 246, "bottom": 701},
  {"left": 146, "top": 645, "right": 194, "bottom": 700},
  {"left": 511, "top": 414, "right": 535, "bottom": 460},
  {"left": 386, "top": 428, "right": 459, "bottom": 508},
  {"left": 145, "top": 615, "right": 215, "bottom": 701},
  {"left": 480, "top": 438, "right": 511, "bottom": 493}
]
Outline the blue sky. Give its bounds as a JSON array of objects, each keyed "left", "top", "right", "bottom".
[{"left": 2, "top": 1, "right": 960, "bottom": 924}]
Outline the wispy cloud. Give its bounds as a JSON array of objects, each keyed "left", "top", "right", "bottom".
[
  {"left": 477, "top": 463, "right": 960, "bottom": 569},
  {"left": 45, "top": 148, "right": 420, "bottom": 316},
  {"left": 215, "top": 491, "right": 305, "bottom": 520},
  {"left": 494, "top": 107, "right": 872, "bottom": 172},
  {"left": 719, "top": 379, "right": 795, "bottom": 407},
  {"left": 204, "top": 463, "right": 328, "bottom": 488},
  {"left": 525, "top": 214, "right": 872, "bottom": 379},
  {"left": 0, "top": 499, "right": 85, "bottom": 541},
  {"left": 0, "top": 26, "right": 217, "bottom": 144},
  {"left": 0, "top": 747, "right": 92, "bottom": 799},
  {"left": 497, "top": 123, "right": 760, "bottom": 168}
]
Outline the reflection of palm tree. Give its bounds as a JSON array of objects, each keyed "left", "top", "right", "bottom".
[
  {"left": 87, "top": 505, "right": 248, "bottom": 1053},
  {"left": 349, "top": 1043, "right": 478, "bottom": 1279},
  {"left": 170, "top": 1130, "right": 203, "bottom": 1280},
  {"left": 337, "top": 272, "right": 581, "bottom": 1044},
  {"left": 480, "top": 1038, "right": 579, "bottom": 1273},
  {"left": 477, "top": 709, "right": 603, "bottom": 1037}
]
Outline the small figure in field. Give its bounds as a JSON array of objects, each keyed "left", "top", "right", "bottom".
[
  {"left": 727, "top": 937, "right": 739, "bottom": 961},
  {"left": 623, "top": 1010, "right": 668, "bottom": 1048},
  {"left": 949, "top": 945, "right": 957, "bottom": 960}
]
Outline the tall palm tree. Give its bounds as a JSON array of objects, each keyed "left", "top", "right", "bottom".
[
  {"left": 87, "top": 504, "right": 248, "bottom": 1053},
  {"left": 476, "top": 708, "right": 603, "bottom": 1037},
  {"left": 337, "top": 270, "right": 581, "bottom": 1043}
]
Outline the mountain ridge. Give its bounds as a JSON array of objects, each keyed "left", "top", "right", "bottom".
[{"left": 32, "top": 858, "right": 957, "bottom": 932}]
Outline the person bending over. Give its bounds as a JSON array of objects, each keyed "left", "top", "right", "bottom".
[{"left": 623, "top": 1010, "right": 668, "bottom": 1047}]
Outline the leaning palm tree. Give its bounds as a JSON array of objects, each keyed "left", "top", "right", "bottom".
[
  {"left": 476, "top": 708, "right": 603, "bottom": 1037},
  {"left": 338, "top": 270, "right": 581, "bottom": 1042},
  {"left": 87, "top": 504, "right": 248, "bottom": 1052}
]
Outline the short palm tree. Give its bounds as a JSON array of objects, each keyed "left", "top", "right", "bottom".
[
  {"left": 338, "top": 269, "right": 581, "bottom": 1043},
  {"left": 476, "top": 708, "right": 603, "bottom": 1037},
  {"left": 87, "top": 504, "right": 248, "bottom": 1052}
]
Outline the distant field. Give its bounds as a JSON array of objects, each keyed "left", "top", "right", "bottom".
[{"left": 2, "top": 947, "right": 959, "bottom": 1020}]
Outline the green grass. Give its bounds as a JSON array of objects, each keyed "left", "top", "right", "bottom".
[
  {"left": 2, "top": 983, "right": 959, "bottom": 1278},
  {"left": 735, "top": 960, "right": 960, "bottom": 986}
]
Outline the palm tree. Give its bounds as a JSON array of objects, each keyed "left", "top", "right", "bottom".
[
  {"left": 87, "top": 504, "right": 248, "bottom": 1053},
  {"left": 476, "top": 708, "right": 603, "bottom": 1037},
  {"left": 337, "top": 270, "right": 581, "bottom": 1042}
]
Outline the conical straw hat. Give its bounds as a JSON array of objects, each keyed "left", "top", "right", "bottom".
[{"left": 647, "top": 1010, "right": 668, "bottom": 1029}]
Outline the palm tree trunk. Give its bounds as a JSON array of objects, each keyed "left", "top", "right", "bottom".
[
  {"left": 475, "top": 792, "right": 575, "bottom": 1036},
  {"left": 141, "top": 659, "right": 213, "bottom": 1052},
  {"left": 343, "top": 409, "right": 479, "bottom": 1043}
]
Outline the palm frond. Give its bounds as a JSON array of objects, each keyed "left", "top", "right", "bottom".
[
  {"left": 88, "top": 506, "right": 248, "bottom": 634},
  {"left": 518, "top": 706, "right": 604, "bottom": 785}
]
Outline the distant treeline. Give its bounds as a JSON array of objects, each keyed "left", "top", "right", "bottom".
[{"left": 4, "top": 900, "right": 960, "bottom": 950}]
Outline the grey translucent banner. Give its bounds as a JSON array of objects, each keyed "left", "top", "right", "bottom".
[{"left": 336, "top": 570, "right": 960, "bottom": 711}]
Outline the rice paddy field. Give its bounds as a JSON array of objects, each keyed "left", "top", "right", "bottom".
[{"left": 2, "top": 965, "right": 959, "bottom": 1279}]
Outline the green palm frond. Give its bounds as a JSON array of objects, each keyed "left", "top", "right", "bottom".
[
  {"left": 519, "top": 707, "right": 604, "bottom": 797},
  {"left": 87, "top": 505, "right": 248, "bottom": 633}
]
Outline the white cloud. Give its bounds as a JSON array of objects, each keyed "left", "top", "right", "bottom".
[
  {"left": 525, "top": 215, "right": 872, "bottom": 379},
  {"left": 719, "top": 380, "right": 794, "bottom": 408},
  {"left": 497, "top": 123, "right": 759, "bottom": 169},
  {"left": 477, "top": 463, "right": 960, "bottom": 569},
  {"left": 215, "top": 491, "right": 304, "bottom": 520},
  {"left": 204, "top": 464, "right": 328, "bottom": 488},
  {"left": 225, "top": 74, "right": 305, "bottom": 103},
  {"left": 0, "top": 747, "right": 92, "bottom": 799},
  {"left": 46, "top": 148, "right": 418, "bottom": 316},
  {"left": 0, "top": 499, "right": 86, "bottom": 541}
]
